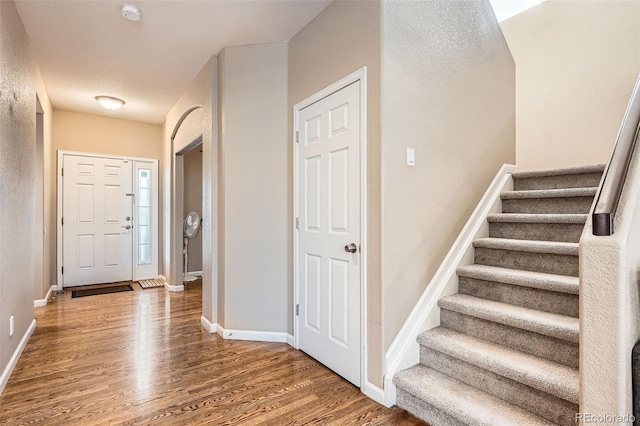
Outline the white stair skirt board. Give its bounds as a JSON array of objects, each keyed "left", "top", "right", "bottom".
[
  {"left": 34, "top": 285, "right": 57, "bottom": 308},
  {"left": 0, "top": 319, "right": 36, "bottom": 395},
  {"left": 383, "top": 163, "right": 517, "bottom": 407}
]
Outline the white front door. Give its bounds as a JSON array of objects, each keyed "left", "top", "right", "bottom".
[
  {"left": 297, "top": 81, "right": 361, "bottom": 386},
  {"left": 62, "top": 155, "right": 133, "bottom": 287}
]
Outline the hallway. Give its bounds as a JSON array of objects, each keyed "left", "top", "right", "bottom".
[{"left": 0, "top": 283, "right": 423, "bottom": 425}]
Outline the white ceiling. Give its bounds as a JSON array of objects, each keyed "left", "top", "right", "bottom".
[{"left": 16, "top": 0, "right": 332, "bottom": 124}]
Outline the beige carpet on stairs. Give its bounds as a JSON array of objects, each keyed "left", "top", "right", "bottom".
[{"left": 393, "top": 164, "right": 605, "bottom": 426}]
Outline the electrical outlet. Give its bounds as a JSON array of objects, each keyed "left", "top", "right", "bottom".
[{"left": 9, "top": 315, "right": 14, "bottom": 337}]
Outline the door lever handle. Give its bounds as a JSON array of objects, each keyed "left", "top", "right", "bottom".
[
  {"left": 121, "top": 225, "right": 131, "bottom": 230},
  {"left": 344, "top": 243, "right": 357, "bottom": 253}
]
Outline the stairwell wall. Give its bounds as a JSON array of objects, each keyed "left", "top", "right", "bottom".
[
  {"left": 380, "top": 0, "right": 515, "bottom": 353},
  {"left": 500, "top": 0, "right": 640, "bottom": 170}
]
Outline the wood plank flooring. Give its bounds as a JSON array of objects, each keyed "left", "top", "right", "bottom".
[{"left": 0, "top": 281, "right": 426, "bottom": 425}]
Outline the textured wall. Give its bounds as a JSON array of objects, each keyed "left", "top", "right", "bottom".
[
  {"left": 0, "top": 0, "right": 36, "bottom": 376},
  {"left": 218, "top": 43, "right": 288, "bottom": 332},
  {"left": 288, "top": 0, "right": 383, "bottom": 386},
  {"left": 581, "top": 123, "right": 640, "bottom": 418},
  {"left": 380, "top": 0, "right": 515, "bottom": 352},
  {"left": 501, "top": 0, "right": 640, "bottom": 170}
]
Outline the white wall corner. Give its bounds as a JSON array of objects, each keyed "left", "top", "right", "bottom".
[
  {"left": 200, "top": 315, "right": 218, "bottom": 334},
  {"left": 34, "top": 285, "right": 57, "bottom": 308},
  {"left": 286, "top": 333, "right": 294, "bottom": 347},
  {"left": 382, "top": 164, "right": 517, "bottom": 407},
  {"left": 0, "top": 320, "right": 36, "bottom": 395},
  {"left": 164, "top": 282, "right": 184, "bottom": 292}
]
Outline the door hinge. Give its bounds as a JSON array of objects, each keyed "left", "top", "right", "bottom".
[
  {"left": 296, "top": 304, "right": 299, "bottom": 316},
  {"left": 61, "top": 217, "right": 63, "bottom": 226},
  {"left": 61, "top": 266, "right": 64, "bottom": 275},
  {"left": 61, "top": 168, "right": 64, "bottom": 176},
  {"left": 295, "top": 217, "right": 300, "bottom": 230},
  {"left": 296, "top": 131, "right": 299, "bottom": 143}
]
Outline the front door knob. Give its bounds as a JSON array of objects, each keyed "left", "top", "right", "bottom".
[
  {"left": 344, "top": 243, "right": 357, "bottom": 253},
  {"left": 121, "top": 225, "right": 132, "bottom": 230}
]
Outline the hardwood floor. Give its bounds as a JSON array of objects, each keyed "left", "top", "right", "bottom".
[{"left": 0, "top": 281, "right": 426, "bottom": 425}]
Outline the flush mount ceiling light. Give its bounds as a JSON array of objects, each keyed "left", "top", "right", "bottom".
[
  {"left": 121, "top": 4, "right": 142, "bottom": 22},
  {"left": 95, "top": 96, "right": 125, "bottom": 111}
]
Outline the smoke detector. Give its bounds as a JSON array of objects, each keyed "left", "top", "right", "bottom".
[{"left": 121, "top": 4, "right": 142, "bottom": 22}]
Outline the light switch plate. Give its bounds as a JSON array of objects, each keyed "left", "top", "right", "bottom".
[{"left": 407, "top": 148, "right": 415, "bottom": 167}]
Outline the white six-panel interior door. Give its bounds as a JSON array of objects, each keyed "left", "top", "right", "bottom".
[
  {"left": 59, "top": 152, "right": 158, "bottom": 288},
  {"left": 296, "top": 79, "right": 363, "bottom": 387}
]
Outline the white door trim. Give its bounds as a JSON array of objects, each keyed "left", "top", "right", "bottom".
[
  {"left": 57, "top": 150, "right": 159, "bottom": 290},
  {"left": 293, "top": 67, "right": 368, "bottom": 392}
]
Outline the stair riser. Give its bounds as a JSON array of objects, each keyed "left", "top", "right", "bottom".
[
  {"left": 502, "top": 197, "right": 594, "bottom": 214},
  {"left": 513, "top": 172, "right": 603, "bottom": 191},
  {"left": 420, "top": 347, "right": 578, "bottom": 426},
  {"left": 396, "top": 389, "right": 465, "bottom": 426},
  {"left": 440, "top": 309, "right": 578, "bottom": 368},
  {"left": 489, "top": 222, "right": 584, "bottom": 243},
  {"left": 474, "top": 247, "right": 579, "bottom": 276},
  {"left": 458, "top": 276, "right": 578, "bottom": 317}
]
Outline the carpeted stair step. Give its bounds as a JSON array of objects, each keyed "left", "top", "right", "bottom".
[
  {"left": 394, "top": 365, "right": 557, "bottom": 426},
  {"left": 473, "top": 238, "right": 579, "bottom": 276},
  {"left": 512, "top": 164, "right": 605, "bottom": 191},
  {"left": 417, "top": 348, "right": 578, "bottom": 425},
  {"left": 438, "top": 294, "right": 578, "bottom": 367},
  {"left": 501, "top": 187, "right": 597, "bottom": 214},
  {"left": 488, "top": 213, "right": 587, "bottom": 243},
  {"left": 417, "top": 327, "right": 579, "bottom": 405},
  {"left": 457, "top": 264, "right": 578, "bottom": 317}
]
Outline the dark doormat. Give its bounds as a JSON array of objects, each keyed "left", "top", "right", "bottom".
[{"left": 71, "top": 284, "right": 134, "bottom": 298}]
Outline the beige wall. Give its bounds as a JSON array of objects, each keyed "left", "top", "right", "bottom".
[
  {"left": 580, "top": 98, "right": 640, "bottom": 417},
  {"left": 35, "top": 65, "right": 53, "bottom": 301},
  {"left": 380, "top": 0, "right": 515, "bottom": 355},
  {"left": 51, "top": 109, "right": 163, "bottom": 288},
  {"left": 501, "top": 0, "right": 640, "bottom": 170},
  {"left": 164, "top": 57, "right": 216, "bottom": 321},
  {"left": 218, "top": 43, "right": 289, "bottom": 332},
  {"left": 183, "top": 146, "right": 203, "bottom": 272},
  {"left": 0, "top": 0, "right": 37, "bottom": 385},
  {"left": 289, "top": 0, "right": 383, "bottom": 386}
]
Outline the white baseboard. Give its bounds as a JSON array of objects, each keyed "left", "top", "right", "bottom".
[
  {"left": 214, "top": 324, "right": 293, "bottom": 345},
  {"left": 286, "top": 333, "right": 294, "bottom": 346},
  {"left": 164, "top": 281, "right": 184, "bottom": 292},
  {"left": 34, "top": 285, "right": 57, "bottom": 308},
  {"left": 383, "top": 163, "right": 516, "bottom": 406},
  {"left": 363, "top": 380, "right": 386, "bottom": 406},
  {"left": 187, "top": 271, "right": 203, "bottom": 277},
  {"left": 200, "top": 315, "right": 219, "bottom": 333},
  {"left": 0, "top": 319, "right": 36, "bottom": 395}
]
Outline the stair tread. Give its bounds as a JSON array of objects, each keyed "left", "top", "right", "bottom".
[
  {"left": 501, "top": 187, "right": 597, "bottom": 199},
  {"left": 457, "top": 264, "right": 579, "bottom": 295},
  {"left": 487, "top": 213, "right": 588, "bottom": 224},
  {"left": 511, "top": 163, "right": 605, "bottom": 179},
  {"left": 394, "top": 365, "right": 556, "bottom": 426},
  {"left": 473, "top": 237, "right": 579, "bottom": 255},
  {"left": 417, "top": 327, "right": 579, "bottom": 404},
  {"left": 439, "top": 294, "right": 579, "bottom": 342}
]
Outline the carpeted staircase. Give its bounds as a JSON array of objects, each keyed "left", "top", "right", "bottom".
[{"left": 393, "top": 164, "right": 605, "bottom": 426}]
